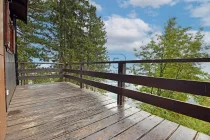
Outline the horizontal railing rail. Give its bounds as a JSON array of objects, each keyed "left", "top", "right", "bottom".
[
  {"left": 17, "top": 59, "right": 210, "bottom": 122},
  {"left": 18, "top": 68, "right": 63, "bottom": 74},
  {"left": 64, "top": 69, "right": 210, "bottom": 97},
  {"left": 65, "top": 74, "right": 210, "bottom": 122},
  {"left": 18, "top": 75, "right": 63, "bottom": 80},
  {"left": 18, "top": 62, "right": 64, "bottom": 65},
  {"left": 63, "top": 58, "right": 210, "bottom": 123},
  {"left": 17, "top": 62, "right": 64, "bottom": 85},
  {"left": 67, "top": 58, "right": 210, "bottom": 64}
]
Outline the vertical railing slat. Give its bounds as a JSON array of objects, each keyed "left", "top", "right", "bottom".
[
  {"left": 65, "top": 63, "right": 68, "bottom": 82},
  {"left": 117, "top": 62, "right": 126, "bottom": 105},
  {"left": 59, "top": 64, "right": 63, "bottom": 82},
  {"left": 80, "top": 63, "right": 84, "bottom": 88},
  {"left": 20, "top": 63, "right": 25, "bottom": 85}
]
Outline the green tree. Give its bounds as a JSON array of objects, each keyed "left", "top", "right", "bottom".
[
  {"left": 17, "top": 0, "right": 107, "bottom": 85},
  {"left": 48, "top": 0, "right": 107, "bottom": 64},
  {"left": 17, "top": 0, "right": 54, "bottom": 62},
  {"left": 18, "top": 0, "right": 107, "bottom": 64},
  {"left": 133, "top": 18, "right": 210, "bottom": 135}
]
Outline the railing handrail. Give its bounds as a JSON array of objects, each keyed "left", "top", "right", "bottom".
[
  {"left": 64, "top": 69, "right": 210, "bottom": 97},
  {"left": 65, "top": 74, "right": 210, "bottom": 122},
  {"left": 18, "top": 57, "right": 210, "bottom": 65},
  {"left": 68, "top": 58, "right": 210, "bottom": 64},
  {"left": 18, "top": 62, "right": 64, "bottom": 65}
]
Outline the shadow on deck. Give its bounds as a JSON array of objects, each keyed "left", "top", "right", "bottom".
[{"left": 5, "top": 82, "right": 209, "bottom": 140}]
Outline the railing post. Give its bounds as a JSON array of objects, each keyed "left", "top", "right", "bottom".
[
  {"left": 80, "top": 62, "right": 84, "bottom": 89},
  {"left": 69, "top": 63, "right": 72, "bottom": 82},
  {"left": 117, "top": 62, "right": 126, "bottom": 105},
  {"left": 64, "top": 63, "right": 68, "bottom": 82},
  {"left": 59, "top": 64, "right": 63, "bottom": 82},
  {"left": 16, "top": 62, "right": 19, "bottom": 85},
  {"left": 20, "top": 62, "right": 25, "bottom": 85}
]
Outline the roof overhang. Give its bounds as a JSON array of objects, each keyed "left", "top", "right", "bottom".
[{"left": 9, "top": 0, "right": 28, "bottom": 23}]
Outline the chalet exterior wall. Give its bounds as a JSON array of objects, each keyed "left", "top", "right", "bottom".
[
  {"left": 4, "top": 0, "right": 17, "bottom": 109},
  {"left": 0, "top": 0, "right": 7, "bottom": 139},
  {"left": 5, "top": 51, "right": 16, "bottom": 108},
  {"left": 0, "top": 0, "right": 27, "bottom": 138}
]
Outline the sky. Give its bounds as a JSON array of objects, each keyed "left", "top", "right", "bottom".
[{"left": 89, "top": 0, "right": 210, "bottom": 61}]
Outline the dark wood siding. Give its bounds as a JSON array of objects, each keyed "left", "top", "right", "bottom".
[{"left": 5, "top": 51, "right": 16, "bottom": 108}]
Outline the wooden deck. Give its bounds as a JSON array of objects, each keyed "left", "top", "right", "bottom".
[{"left": 5, "top": 82, "right": 210, "bottom": 140}]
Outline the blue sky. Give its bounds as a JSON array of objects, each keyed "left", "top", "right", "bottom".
[{"left": 89, "top": 0, "right": 210, "bottom": 61}]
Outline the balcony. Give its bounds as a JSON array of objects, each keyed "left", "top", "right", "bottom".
[{"left": 5, "top": 59, "right": 210, "bottom": 140}]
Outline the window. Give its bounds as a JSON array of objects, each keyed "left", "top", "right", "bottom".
[
  {"left": 9, "top": 23, "right": 15, "bottom": 52},
  {"left": 4, "top": 0, "right": 16, "bottom": 53},
  {"left": 4, "top": 1, "right": 9, "bottom": 46}
]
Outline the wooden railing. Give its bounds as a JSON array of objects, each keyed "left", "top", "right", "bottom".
[
  {"left": 17, "top": 58, "right": 210, "bottom": 122},
  {"left": 17, "top": 62, "right": 64, "bottom": 85}
]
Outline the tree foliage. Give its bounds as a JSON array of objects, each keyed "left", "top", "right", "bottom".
[
  {"left": 17, "top": 0, "right": 108, "bottom": 86},
  {"left": 133, "top": 18, "right": 210, "bottom": 135},
  {"left": 17, "top": 0, "right": 107, "bottom": 63}
]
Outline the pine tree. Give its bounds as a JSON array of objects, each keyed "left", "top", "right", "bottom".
[
  {"left": 17, "top": 0, "right": 54, "bottom": 62},
  {"left": 17, "top": 0, "right": 107, "bottom": 86}
]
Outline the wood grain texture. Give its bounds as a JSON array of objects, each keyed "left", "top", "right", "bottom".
[
  {"left": 84, "top": 111, "right": 151, "bottom": 140},
  {"left": 0, "top": 1, "right": 6, "bottom": 139},
  {"left": 5, "top": 82, "right": 209, "bottom": 140},
  {"left": 25, "top": 105, "right": 131, "bottom": 140},
  {"left": 111, "top": 115, "right": 164, "bottom": 140},
  {"left": 0, "top": 55, "right": 6, "bottom": 140},
  {"left": 168, "top": 126, "right": 197, "bottom": 140},
  {"left": 140, "top": 120, "right": 179, "bottom": 140},
  {"left": 53, "top": 108, "right": 140, "bottom": 140},
  {"left": 195, "top": 133, "right": 210, "bottom": 140}
]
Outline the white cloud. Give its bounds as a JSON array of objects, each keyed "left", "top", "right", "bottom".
[
  {"left": 120, "top": 0, "right": 179, "bottom": 8},
  {"left": 145, "top": 8, "right": 159, "bottom": 17},
  {"left": 191, "top": 3, "right": 210, "bottom": 26},
  {"left": 104, "top": 15, "right": 210, "bottom": 52},
  {"left": 104, "top": 15, "right": 160, "bottom": 51},
  {"left": 89, "top": 0, "right": 103, "bottom": 11},
  {"left": 202, "top": 31, "right": 210, "bottom": 45},
  {"left": 184, "top": 0, "right": 210, "bottom": 2},
  {"left": 185, "top": 1, "right": 210, "bottom": 26},
  {"left": 127, "top": 10, "right": 137, "bottom": 18}
]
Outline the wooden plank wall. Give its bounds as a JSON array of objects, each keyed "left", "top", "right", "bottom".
[
  {"left": 0, "top": 0, "right": 7, "bottom": 139},
  {"left": 5, "top": 51, "right": 16, "bottom": 108}
]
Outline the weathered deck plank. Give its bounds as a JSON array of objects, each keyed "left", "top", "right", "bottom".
[
  {"left": 53, "top": 107, "right": 140, "bottom": 140},
  {"left": 111, "top": 115, "right": 164, "bottom": 140},
  {"left": 7, "top": 99, "right": 115, "bottom": 126},
  {"left": 6, "top": 103, "right": 121, "bottom": 140},
  {"left": 195, "top": 133, "right": 210, "bottom": 140},
  {"left": 84, "top": 111, "right": 151, "bottom": 140},
  {"left": 5, "top": 82, "right": 209, "bottom": 140},
  {"left": 7, "top": 101, "right": 117, "bottom": 134},
  {"left": 168, "top": 126, "right": 197, "bottom": 140},
  {"left": 7, "top": 97, "right": 112, "bottom": 121},
  {"left": 24, "top": 105, "right": 131, "bottom": 140},
  {"left": 140, "top": 120, "right": 179, "bottom": 140}
]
